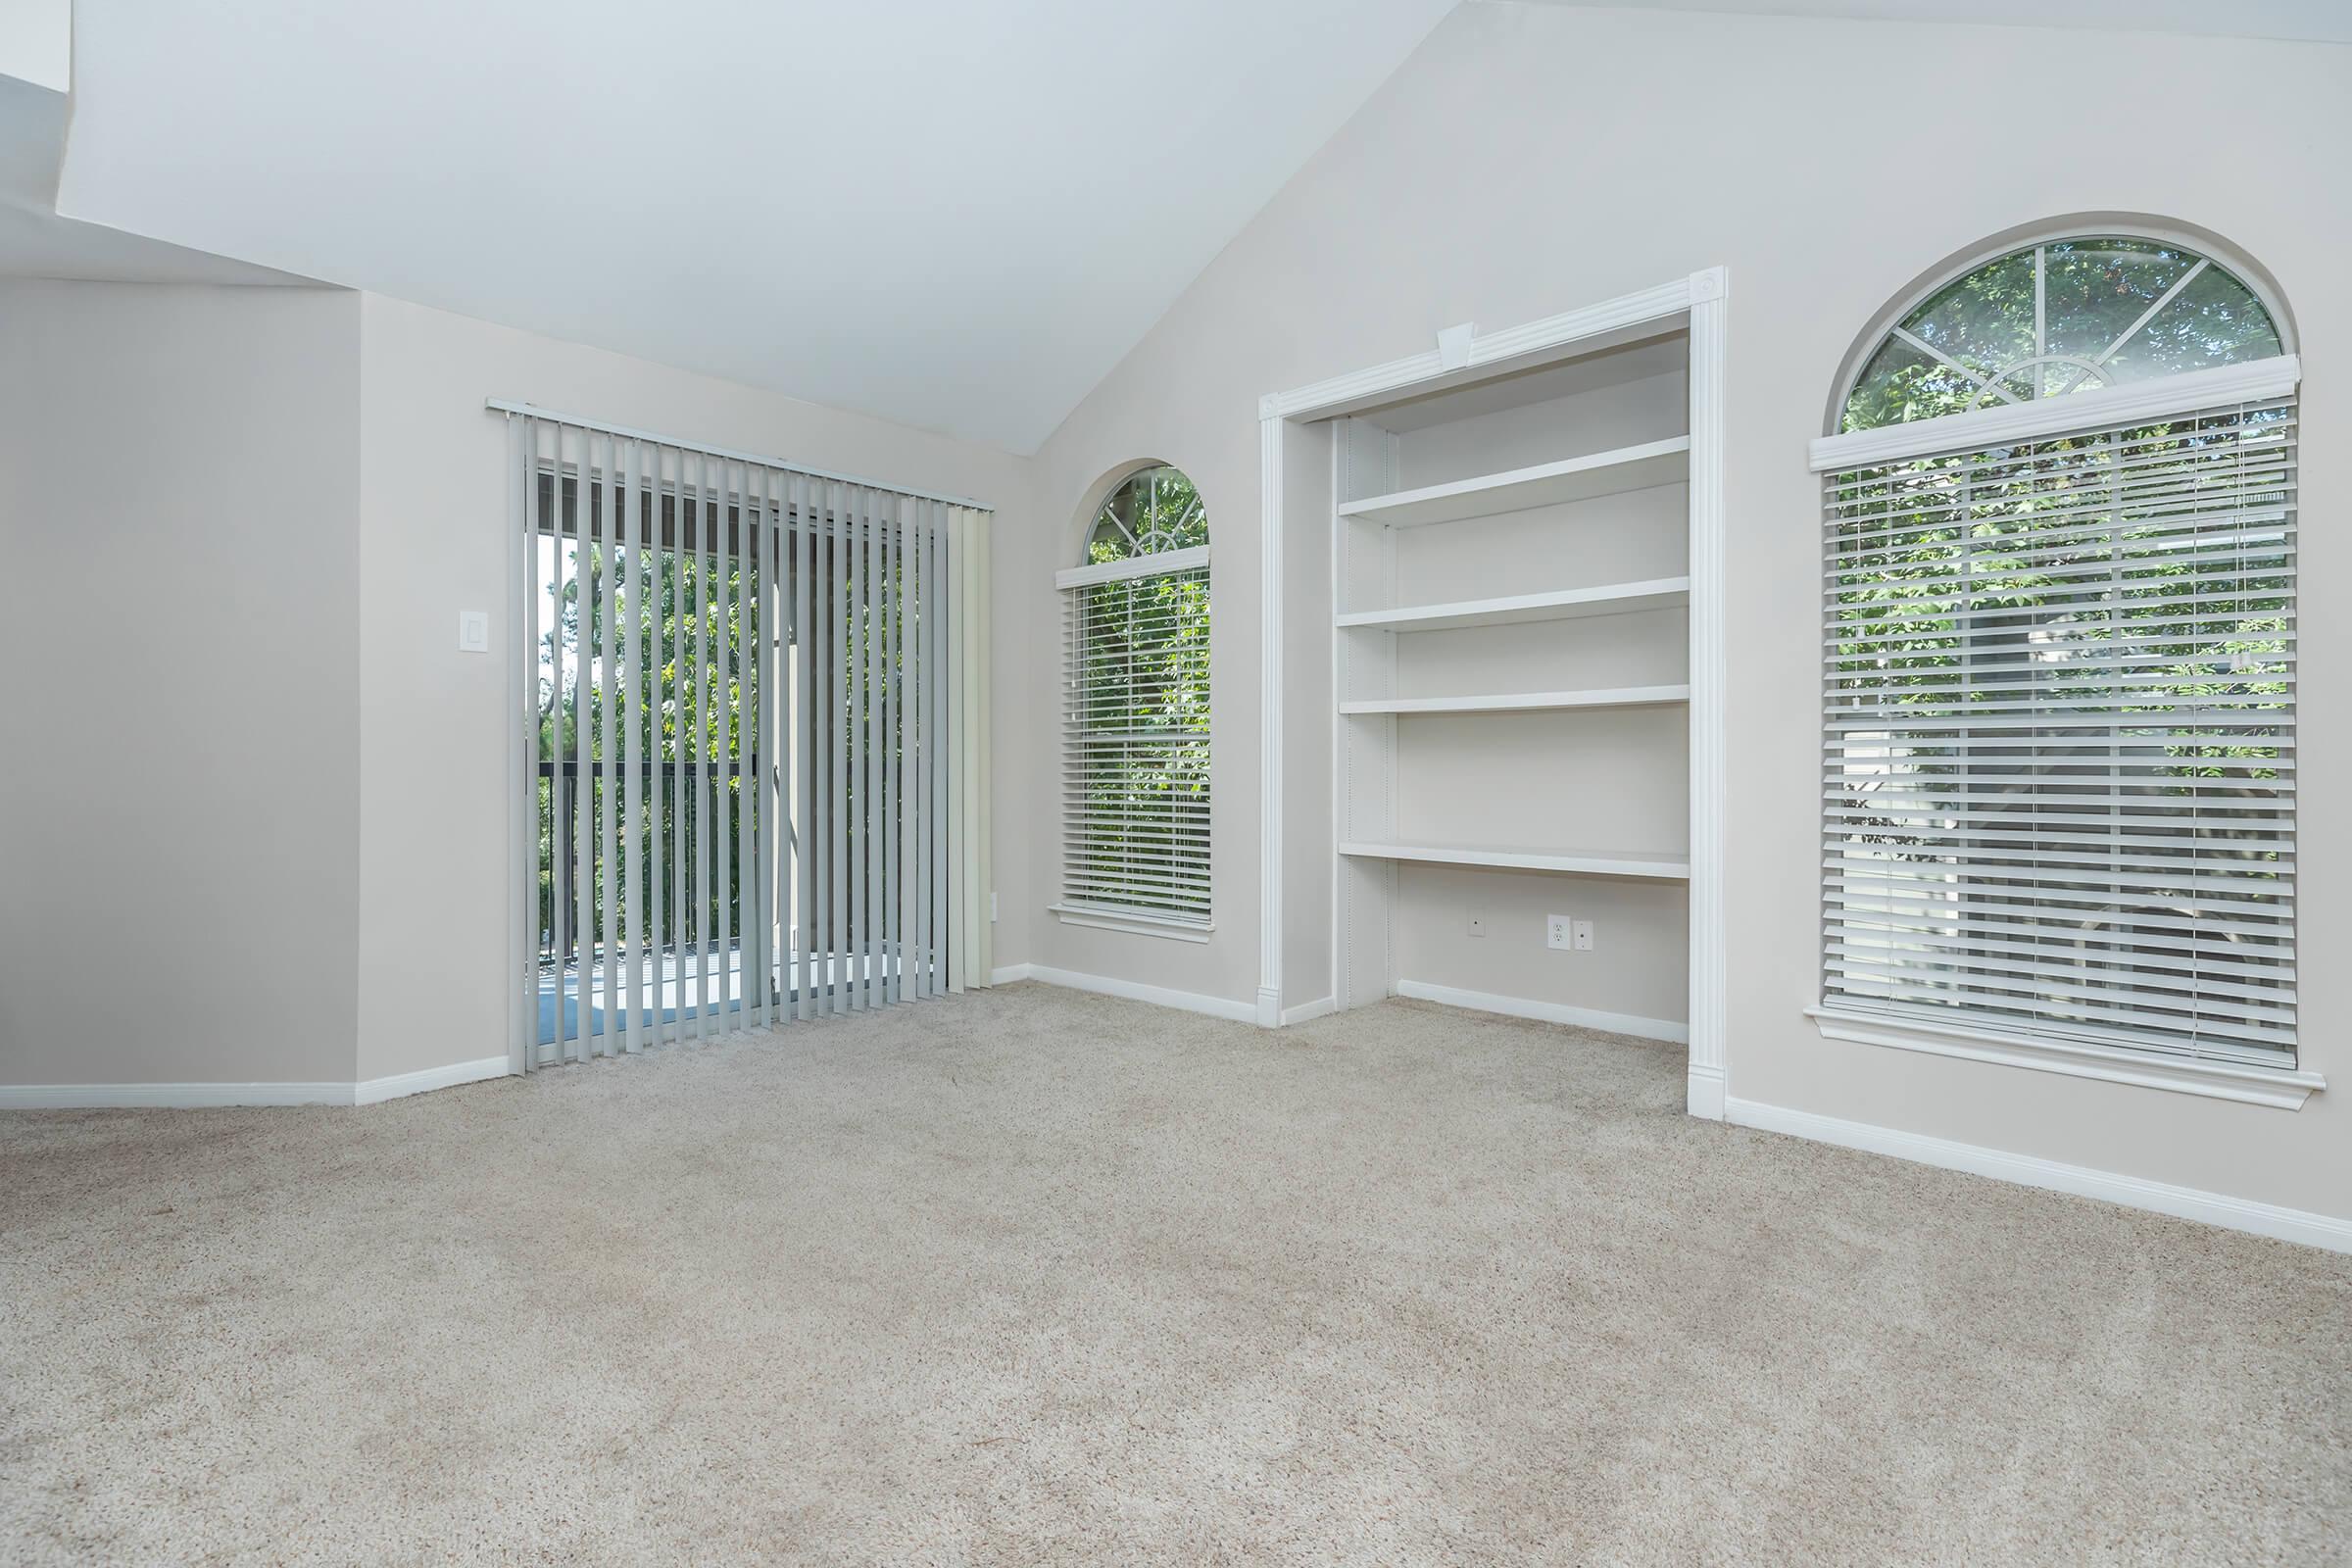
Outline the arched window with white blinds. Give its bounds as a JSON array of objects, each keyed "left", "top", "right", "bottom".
[
  {"left": 1810, "top": 233, "right": 2300, "bottom": 1072},
  {"left": 1054, "top": 466, "right": 1212, "bottom": 937}
]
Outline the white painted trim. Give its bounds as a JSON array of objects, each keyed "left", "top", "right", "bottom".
[
  {"left": 0, "top": 1055, "right": 515, "bottom": 1111},
  {"left": 1339, "top": 683, "right": 1689, "bottom": 715},
  {"left": 1684, "top": 269, "right": 1730, "bottom": 1121},
  {"left": 1281, "top": 996, "right": 1338, "bottom": 1026},
  {"left": 1054, "top": 544, "right": 1210, "bottom": 591},
  {"left": 1724, "top": 1097, "right": 2352, "bottom": 1254},
  {"left": 1808, "top": 354, "right": 2300, "bottom": 471},
  {"left": 1807, "top": 1005, "right": 2323, "bottom": 1110},
  {"left": 0, "top": 1081, "right": 356, "bottom": 1109},
  {"left": 1049, "top": 902, "right": 1214, "bottom": 943},
  {"left": 1259, "top": 275, "right": 1699, "bottom": 422},
  {"left": 994, "top": 962, "right": 1259, "bottom": 1024},
  {"left": 354, "top": 1054, "right": 513, "bottom": 1106},
  {"left": 1685, "top": 1063, "right": 1725, "bottom": 1119},
  {"left": 1258, "top": 414, "right": 1286, "bottom": 1028},
  {"left": 1396, "top": 979, "right": 1689, "bottom": 1045}
]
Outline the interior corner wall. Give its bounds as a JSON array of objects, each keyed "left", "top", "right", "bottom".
[
  {"left": 353, "top": 293, "right": 1031, "bottom": 1083},
  {"left": 0, "top": 279, "right": 364, "bottom": 1087},
  {"left": 1013, "top": 2, "right": 2352, "bottom": 1222}
]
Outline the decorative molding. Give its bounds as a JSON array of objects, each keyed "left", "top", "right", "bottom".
[
  {"left": 1436, "top": 321, "right": 1476, "bottom": 369},
  {"left": 1808, "top": 354, "right": 2300, "bottom": 471},
  {"left": 1684, "top": 271, "right": 1729, "bottom": 1121},
  {"left": 1, "top": 1055, "right": 514, "bottom": 1111},
  {"left": 355, "top": 1054, "right": 513, "bottom": 1106},
  {"left": 1049, "top": 903, "right": 1214, "bottom": 944},
  {"left": 1685, "top": 1063, "right": 1726, "bottom": 1119},
  {"left": 995, "top": 962, "right": 1259, "bottom": 1024},
  {"left": 1260, "top": 275, "right": 1700, "bottom": 423},
  {"left": 1281, "top": 996, "right": 1338, "bottom": 1026},
  {"left": 1257, "top": 414, "right": 1286, "bottom": 1028},
  {"left": 1807, "top": 1005, "right": 2324, "bottom": 1110},
  {"left": 1724, "top": 1097, "right": 2352, "bottom": 1254},
  {"left": 1395, "top": 979, "right": 1689, "bottom": 1045}
]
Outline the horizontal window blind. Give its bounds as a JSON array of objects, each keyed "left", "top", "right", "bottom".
[
  {"left": 1061, "top": 561, "right": 1211, "bottom": 925},
  {"left": 1820, "top": 389, "right": 2297, "bottom": 1067}
]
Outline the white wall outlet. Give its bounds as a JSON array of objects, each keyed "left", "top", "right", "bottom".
[
  {"left": 1468, "top": 912, "right": 1487, "bottom": 939},
  {"left": 457, "top": 610, "right": 490, "bottom": 653},
  {"left": 1572, "top": 918, "right": 1595, "bottom": 953},
  {"left": 1546, "top": 913, "right": 1573, "bottom": 951}
]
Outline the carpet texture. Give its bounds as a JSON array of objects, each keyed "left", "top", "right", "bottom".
[{"left": 3, "top": 984, "right": 2346, "bottom": 1565}]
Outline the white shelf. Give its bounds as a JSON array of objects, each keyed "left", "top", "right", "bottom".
[
  {"left": 1339, "top": 683, "right": 1690, "bottom": 715},
  {"left": 1337, "top": 576, "right": 1690, "bottom": 633},
  {"left": 1337, "top": 435, "right": 1690, "bottom": 529},
  {"left": 1339, "top": 840, "right": 1691, "bottom": 880}
]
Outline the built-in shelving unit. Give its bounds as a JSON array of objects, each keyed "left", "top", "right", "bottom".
[
  {"left": 1320, "top": 310, "right": 1707, "bottom": 1044},
  {"left": 1257, "top": 269, "right": 1725, "bottom": 1115}
]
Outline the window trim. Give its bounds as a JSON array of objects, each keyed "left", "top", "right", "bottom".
[
  {"left": 1812, "top": 354, "right": 2301, "bottom": 472},
  {"left": 1808, "top": 1005, "right": 2324, "bottom": 1110},
  {"left": 1055, "top": 542, "right": 1211, "bottom": 591},
  {"left": 1058, "top": 471, "right": 1212, "bottom": 935}
]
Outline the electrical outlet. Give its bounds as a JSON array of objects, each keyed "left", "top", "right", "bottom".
[
  {"left": 1572, "top": 918, "right": 1595, "bottom": 952},
  {"left": 1546, "top": 914, "right": 1573, "bottom": 951},
  {"left": 1468, "top": 912, "right": 1488, "bottom": 939}
]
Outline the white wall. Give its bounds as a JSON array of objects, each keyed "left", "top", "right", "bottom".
[
  {"left": 0, "top": 280, "right": 1027, "bottom": 1091},
  {"left": 355, "top": 294, "right": 1031, "bottom": 1080},
  {"left": 1006, "top": 4, "right": 2352, "bottom": 1219},
  {"left": 0, "top": 280, "right": 363, "bottom": 1085}
]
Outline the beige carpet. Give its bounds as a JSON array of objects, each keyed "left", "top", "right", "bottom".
[{"left": 3, "top": 984, "right": 2346, "bottom": 1565}]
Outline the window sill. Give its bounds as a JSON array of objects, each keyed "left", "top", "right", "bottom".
[
  {"left": 1050, "top": 903, "right": 1214, "bottom": 944},
  {"left": 1806, "top": 1005, "right": 2324, "bottom": 1110}
]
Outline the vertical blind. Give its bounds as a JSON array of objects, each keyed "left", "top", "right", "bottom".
[
  {"left": 1819, "top": 380, "right": 2298, "bottom": 1067},
  {"left": 1057, "top": 548, "right": 1212, "bottom": 927},
  {"left": 504, "top": 411, "right": 992, "bottom": 1069}
]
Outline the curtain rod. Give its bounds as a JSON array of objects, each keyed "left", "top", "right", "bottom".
[{"left": 484, "top": 398, "right": 993, "bottom": 513}]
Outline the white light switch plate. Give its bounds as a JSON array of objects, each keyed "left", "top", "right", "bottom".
[{"left": 458, "top": 610, "right": 490, "bottom": 653}]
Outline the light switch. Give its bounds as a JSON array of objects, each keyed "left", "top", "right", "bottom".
[{"left": 458, "top": 610, "right": 490, "bottom": 653}]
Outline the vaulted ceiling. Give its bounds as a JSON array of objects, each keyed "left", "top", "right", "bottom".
[{"left": 52, "top": 0, "right": 1457, "bottom": 451}]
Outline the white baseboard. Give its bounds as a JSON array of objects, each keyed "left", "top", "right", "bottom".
[
  {"left": 0, "top": 1081, "right": 355, "bottom": 1109},
  {"left": 355, "top": 1054, "right": 511, "bottom": 1106},
  {"left": 1394, "top": 979, "right": 1689, "bottom": 1046},
  {"left": 1724, "top": 1096, "right": 2352, "bottom": 1254},
  {"left": 993, "top": 963, "right": 1258, "bottom": 1023},
  {"left": 1280, "top": 996, "right": 1337, "bottom": 1026},
  {"left": 990, "top": 963, "right": 1035, "bottom": 986},
  {"left": 3, "top": 1054, "right": 514, "bottom": 1111}
]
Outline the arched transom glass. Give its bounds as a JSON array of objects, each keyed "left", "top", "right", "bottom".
[
  {"left": 1841, "top": 236, "right": 2282, "bottom": 433},
  {"left": 1084, "top": 466, "right": 1208, "bottom": 564}
]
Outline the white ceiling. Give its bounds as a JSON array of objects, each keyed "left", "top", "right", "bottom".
[
  {"left": 1519, "top": 0, "right": 2352, "bottom": 45},
  {"left": 57, "top": 0, "right": 1456, "bottom": 452}
]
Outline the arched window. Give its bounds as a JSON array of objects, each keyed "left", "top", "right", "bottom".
[
  {"left": 1813, "top": 231, "right": 2303, "bottom": 1082},
  {"left": 1054, "top": 466, "right": 1212, "bottom": 934},
  {"left": 1840, "top": 235, "right": 2283, "bottom": 431}
]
